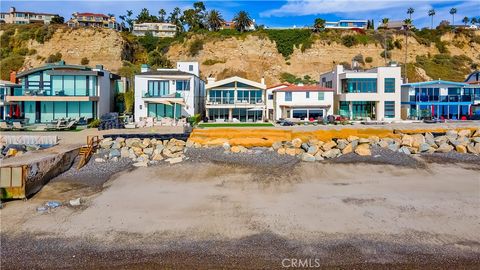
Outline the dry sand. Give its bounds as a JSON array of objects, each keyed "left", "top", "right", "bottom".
[{"left": 1, "top": 161, "right": 480, "bottom": 268}]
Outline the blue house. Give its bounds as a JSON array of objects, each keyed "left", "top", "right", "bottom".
[
  {"left": 6, "top": 61, "right": 120, "bottom": 124},
  {"left": 401, "top": 80, "right": 480, "bottom": 120}
]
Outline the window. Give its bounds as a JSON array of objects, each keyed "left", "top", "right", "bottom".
[
  {"left": 147, "top": 80, "right": 169, "bottom": 96},
  {"left": 176, "top": 80, "right": 190, "bottom": 91},
  {"left": 189, "top": 65, "right": 193, "bottom": 71},
  {"left": 285, "top": 92, "right": 292, "bottom": 101},
  {"left": 384, "top": 101, "right": 395, "bottom": 118},
  {"left": 341, "top": 78, "right": 377, "bottom": 93},
  {"left": 318, "top": 92, "right": 325, "bottom": 100},
  {"left": 268, "top": 94, "right": 273, "bottom": 100},
  {"left": 306, "top": 92, "right": 310, "bottom": 98},
  {"left": 384, "top": 78, "right": 395, "bottom": 93}
]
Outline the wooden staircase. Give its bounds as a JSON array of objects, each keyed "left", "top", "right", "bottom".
[{"left": 77, "top": 135, "right": 100, "bottom": 170}]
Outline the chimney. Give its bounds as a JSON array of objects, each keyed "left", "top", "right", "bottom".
[
  {"left": 10, "top": 71, "right": 17, "bottom": 84},
  {"left": 95, "top": 64, "right": 104, "bottom": 70},
  {"left": 141, "top": 64, "right": 150, "bottom": 73},
  {"left": 207, "top": 77, "right": 216, "bottom": 84},
  {"left": 260, "top": 77, "right": 265, "bottom": 85}
]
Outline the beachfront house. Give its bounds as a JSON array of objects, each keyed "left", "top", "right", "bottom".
[
  {"left": 325, "top": 20, "right": 368, "bottom": 30},
  {"left": 401, "top": 80, "right": 480, "bottom": 120},
  {"left": 0, "top": 78, "right": 22, "bottom": 121},
  {"left": 266, "top": 83, "right": 290, "bottom": 120},
  {"left": 132, "top": 22, "right": 177, "bottom": 38},
  {"left": 67, "top": 12, "right": 123, "bottom": 31},
  {"left": 5, "top": 61, "right": 120, "bottom": 124},
  {"left": 0, "top": 7, "right": 58, "bottom": 24},
  {"left": 134, "top": 62, "right": 205, "bottom": 122},
  {"left": 320, "top": 64, "right": 402, "bottom": 121},
  {"left": 269, "top": 84, "right": 334, "bottom": 121},
  {"left": 205, "top": 76, "right": 266, "bottom": 122}
]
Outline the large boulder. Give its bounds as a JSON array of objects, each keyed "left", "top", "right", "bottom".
[
  {"left": 458, "top": 129, "right": 471, "bottom": 137},
  {"left": 291, "top": 138, "right": 303, "bottom": 148},
  {"left": 322, "top": 141, "right": 337, "bottom": 151},
  {"left": 436, "top": 143, "right": 454, "bottom": 153},
  {"left": 120, "top": 148, "right": 130, "bottom": 158},
  {"left": 398, "top": 146, "right": 411, "bottom": 155},
  {"left": 231, "top": 146, "right": 241, "bottom": 153},
  {"left": 425, "top": 132, "right": 436, "bottom": 146},
  {"left": 471, "top": 137, "right": 480, "bottom": 143},
  {"left": 301, "top": 153, "right": 316, "bottom": 162},
  {"left": 277, "top": 148, "right": 286, "bottom": 155},
  {"left": 336, "top": 139, "right": 348, "bottom": 150},
  {"left": 272, "top": 141, "right": 283, "bottom": 150},
  {"left": 342, "top": 143, "right": 353, "bottom": 154},
  {"left": 368, "top": 136, "right": 380, "bottom": 144},
  {"left": 355, "top": 144, "right": 371, "bottom": 156},
  {"left": 100, "top": 140, "right": 114, "bottom": 149},
  {"left": 473, "top": 129, "right": 480, "bottom": 137},
  {"left": 411, "top": 134, "right": 425, "bottom": 148},
  {"left": 358, "top": 138, "right": 370, "bottom": 144},
  {"left": 455, "top": 145, "right": 467, "bottom": 154},
  {"left": 109, "top": 149, "right": 121, "bottom": 159},
  {"left": 322, "top": 149, "right": 341, "bottom": 159},
  {"left": 222, "top": 142, "right": 231, "bottom": 152},
  {"left": 434, "top": 136, "right": 448, "bottom": 147},
  {"left": 378, "top": 140, "right": 389, "bottom": 148},
  {"left": 418, "top": 143, "right": 432, "bottom": 153},
  {"left": 401, "top": 134, "right": 414, "bottom": 147},
  {"left": 301, "top": 143, "right": 310, "bottom": 152},
  {"left": 166, "top": 157, "right": 183, "bottom": 164},
  {"left": 143, "top": 147, "right": 154, "bottom": 156},
  {"left": 446, "top": 130, "right": 458, "bottom": 141},
  {"left": 347, "top": 135, "right": 359, "bottom": 142},
  {"left": 466, "top": 144, "right": 479, "bottom": 154},
  {"left": 314, "top": 152, "right": 324, "bottom": 161}
]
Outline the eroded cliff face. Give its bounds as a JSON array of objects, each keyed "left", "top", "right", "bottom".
[
  {"left": 23, "top": 28, "right": 128, "bottom": 72},
  {"left": 167, "top": 32, "right": 480, "bottom": 84}
]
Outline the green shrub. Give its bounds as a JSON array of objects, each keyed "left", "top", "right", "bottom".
[
  {"left": 339, "top": 61, "right": 351, "bottom": 69},
  {"left": 353, "top": 54, "right": 365, "bottom": 64},
  {"left": 415, "top": 54, "right": 473, "bottom": 82},
  {"left": 13, "top": 47, "right": 29, "bottom": 56},
  {"left": 435, "top": 41, "right": 449, "bottom": 54},
  {"left": 0, "top": 55, "right": 25, "bottom": 80},
  {"left": 393, "top": 39, "right": 402, "bottom": 49},
  {"left": 380, "top": 51, "right": 392, "bottom": 59},
  {"left": 28, "top": 49, "right": 37, "bottom": 55},
  {"left": 81, "top": 57, "right": 89, "bottom": 65},
  {"left": 188, "top": 39, "right": 204, "bottom": 56},
  {"left": 263, "top": 29, "right": 313, "bottom": 57},
  {"left": 365, "top": 56, "right": 373, "bottom": 63},
  {"left": 87, "top": 119, "right": 100, "bottom": 128},
  {"left": 341, "top": 35, "right": 357, "bottom": 47},
  {"left": 124, "top": 89, "right": 135, "bottom": 113},
  {"left": 187, "top": 114, "right": 202, "bottom": 126},
  {"left": 46, "top": 52, "right": 62, "bottom": 63}
]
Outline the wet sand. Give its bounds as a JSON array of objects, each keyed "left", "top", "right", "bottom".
[{"left": 1, "top": 161, "right": 480, "bottom": 269}]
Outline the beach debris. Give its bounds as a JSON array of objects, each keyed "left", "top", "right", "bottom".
[
  {"left": 69, "top": 198, "right": 82, "bottom": 206},
  {"left": 46, "top": 201, "right": 62, "bottom": 208}
]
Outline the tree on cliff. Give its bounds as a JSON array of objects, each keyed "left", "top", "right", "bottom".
[
  {"left": 158, "top": 9, "right": 166, "bottom": 23},
  {"left": 206, "top": 10, "right": 224, "bottom": 31},
  {"left": 169, "top": 7, "right": 184, "bottom": 33},
  {"left": 182, "top": 2, "right": 207, "bottom": 31},
  {"left": 50, "top": 15, "right": 64, "bottom": 24},
  {"left": 233, "top": 11, "right": 253, "bottom": 32},
  {"left": 119, "top": 10, "right": 134, "bottom": 31},
  {"left": 313, "top": 18, "right": 325, "bottom": 32},
  {"left": 136, "top": 8, "right": 158, "bottom": 23}
]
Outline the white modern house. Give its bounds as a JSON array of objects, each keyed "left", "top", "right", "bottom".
[
  {"left": 320, "top": 64, "right": 402, "bottom": 121},
  {"left": 325, "top": 20, "right": 368, "bottom": 29},
  {"left": 271, "top": 84, "right": 335, "bottom": 121},
  {"left": 266, "top": 83, "right": 290, "bottom": 120},
  {"left": 205, "top": 76, "right": 266, "bottom": 122},
  {"left": 132, "top": 22, "right": 177, "bottom": 37},
  {"left": 0, "top": 7, "right": 58, "bottom": 24},
  {"left": 134, "top": 62, "right": 205, "bottom": 122}
]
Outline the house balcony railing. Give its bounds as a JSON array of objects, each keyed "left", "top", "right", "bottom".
[
  {"left": 143, "top": 92, "right": 181, "bottom": 98},
  {"left": 16, "top": 88, "right": 97, "bottom": 97},
  {"left": 206, "top": 97, "right": 264, "bottom": 105}
]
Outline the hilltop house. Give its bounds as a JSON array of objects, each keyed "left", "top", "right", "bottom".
[
  {"left": 205, "top": 76, "right": 266, "bottom": 122},
  {"left": 320, "top": 64, "right": 402, "bottom": 121},
  {"left": 67, "top": 12, "right": 123, "bottom": 31},
  {"left": 0, "top": 7, "right": 58, "bottom": 24},
  {"left": 134, "top": 62, "right": 205, "bottom": 122},
  {"left": 220, "top": 19, "right": 256, "bottom": 31},
  {"left": 401, "top": 80, "right": 480, "bottom": 120},
  {"left": 5, "top": 61, "right": 120, "bottom": 124},
  {"left": 325, "top": 20, "right": 368, "bottom": 30},
  {"left": 270, "top": 84, "right": 335, "bottom": 121},
  {"left": 132, "top": 22, "right": 177, "bottom": 37}
]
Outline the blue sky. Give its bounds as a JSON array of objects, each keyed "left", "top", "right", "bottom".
[{"left": 2, "top": 1, "right": 479, "bottom": 28}]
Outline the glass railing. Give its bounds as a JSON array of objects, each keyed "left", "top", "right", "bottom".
[
  {"left": 15, "top": 88, "right": 96, "bottom": 96},
  {"left": 143, "top": 92, "right": 181, "bottom": 98},
  {"left": 409, "top": 95, "right": 473, "bottom": 103},
  {"left": 207, "top": 97, "right": 264, "bottom": 104},
  {"left": 208, "top": 97, "right": 234, "bottom": 104}
]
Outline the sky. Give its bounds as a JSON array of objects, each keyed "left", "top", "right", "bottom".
[{"left": 2, "top": 0, "right": 479, "bottom": 28}]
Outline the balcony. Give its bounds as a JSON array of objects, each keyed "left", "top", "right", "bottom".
[
  {"left": 143, "top": 92, "right": 181, "bottom": 98},
  {"left": 206, "top": 97, "right": 264, "bottom": 105}
]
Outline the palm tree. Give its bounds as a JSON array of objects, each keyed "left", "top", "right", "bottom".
[
  {"left": 462, "top": 16, "right": 469, "bottom": 25},
  {"left": 472, "top": 17, "right": 478, "bottom": 26},
  {"left": 206, "top": 9, "right": 224, "bottom": 31},
  {"left": 158, "top": 9, "right": 166, "bottom": 23},
  {"left": 449, "top": 8, "right": 457, "bottom": 25},
  {"left": 428, "top": 9, "right": 436, "bottom": 29},
  {"left": 382, "top": 18, "right": 389, "bottom": 65},
  {"left": 233, "top": 11, "right": 253, "bottom": 33},
  {"left": 403, "top": 18, "right": 413, "bottom": 83},
  {"left": 407, "top": 7, "right": 415, "bottom": 20}
]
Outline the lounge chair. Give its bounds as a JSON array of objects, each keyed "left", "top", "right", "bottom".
[
  {"left": 12, "top": 122, "right": 27, "bottom": 131},
  {"left": 46, "top": 120, "right": 62, "bottom": 130},
  {"left": 58, "top": 120, "right": 77, "bottom": 131},
  {"left": 0, "top": 122, "right": 12, "bottom": 131}
]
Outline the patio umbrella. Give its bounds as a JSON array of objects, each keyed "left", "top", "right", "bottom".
[{"left": 15, "top": 104, "right": 20, "bottom": 117}]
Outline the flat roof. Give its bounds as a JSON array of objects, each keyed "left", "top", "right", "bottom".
[
  {"left": 402, "top": 80, "right": 469, "bottom": 87},
  {"left": 273, "top": 85, "right": 334, "bottom": 92}
]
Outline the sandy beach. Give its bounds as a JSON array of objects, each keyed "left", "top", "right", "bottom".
[{"left": 2, "top": 155, "right": 480, "bottom": 269}]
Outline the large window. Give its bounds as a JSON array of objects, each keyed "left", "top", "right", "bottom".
[
  {"left": 147, "top": 80, "right": 169, "bottom": 96},
  {"left": 384, "top": 78, "right": 395, "bottom": 93},
  {"left": 318, "top": 92, "right": 325, "bottom": 100},
  {"left": 285, "top": 92, "right": 292, "bottom": 101},
  {"left": 237, "top": 90, "right": 263, "bottom": 103},
  {"left": 384, "top": 101, "right": 395, "bottom": 118},
  {"left": 176, "top": 80, "right": 190, "bottom": 91},
  {"left": 341, "top": 78, "right": 377, "bottom": 93},
  {"left": 209, "top": 90, "right": 234, "bottom": 104},
  {"left": 306, "top": 92, "right": 310, "bottom": 98}
]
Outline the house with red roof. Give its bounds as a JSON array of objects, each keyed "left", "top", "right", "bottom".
[
  {"left": 0, "top": 7, "right": 58, "bottom": 25},
  {"left": 268, "top": 83, "right": 335, "bottom": 121},
  {"left": 67, "top": 12, "right": 123, "bottom": 31}
]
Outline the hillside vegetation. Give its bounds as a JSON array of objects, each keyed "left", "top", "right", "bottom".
[{"left": 1, "top": 24, "right": 479, "bottom": 84}]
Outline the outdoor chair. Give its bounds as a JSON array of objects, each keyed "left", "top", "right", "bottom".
[
  {"left": 12, "top": 122, "right": 27, "bottom": 131},
  {"left": 0, "top": 122, "right": 13, "bottom": 131},
  {"left": 58, "top": 120, "right": 77, "bottom": 130},
  {"left": 46, "top": 120, "right": 62, "bottom": 131}
]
